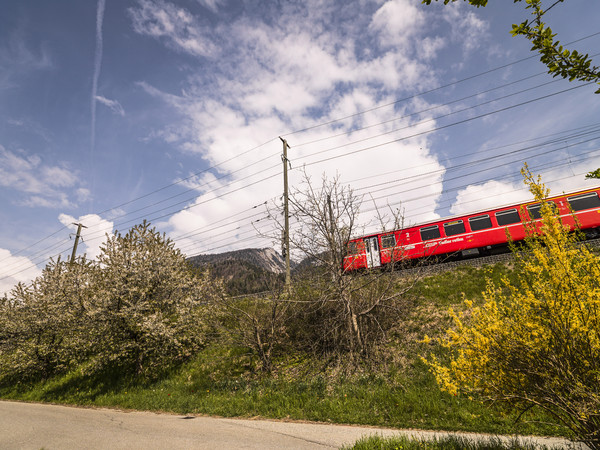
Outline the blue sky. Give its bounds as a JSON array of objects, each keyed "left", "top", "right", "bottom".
[{"left": 1, "top": 0, "right": 600, "bottom": 293}]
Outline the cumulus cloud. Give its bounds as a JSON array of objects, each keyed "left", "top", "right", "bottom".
[
  {"left": 0, "top": 146, "right": 86, "bottom": 208},
  {"left": 450, "top": 180, "right": 529, "bottom": 216},
  {"left": 128, "top": 0, "right": 498, "bottom": 254},
  {"left": 370, "top": 0, "right": 425, "bottom": 50},
  {"left": 0, "top": 249, "right": 41, "bottom": 297},
  {"left": 417, "top": 36, "right": 446, "bottom": 61},
  {"left": 449, "top": 156, "right": 600, "bottom": 217}
]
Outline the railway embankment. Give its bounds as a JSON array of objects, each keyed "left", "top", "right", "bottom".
[{"left": 0, "top": 260, "right": 580, "bottom": 448}]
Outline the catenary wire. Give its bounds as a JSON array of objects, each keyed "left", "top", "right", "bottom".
[
  {"left": 6, "top": 32, "right": 600, "bottom": 265},
  {"left": 281, "top": 32, "right": 600, "bottom": 137},
  {"left": 5, "top": 34, "right": 600, "bottom": 275}
]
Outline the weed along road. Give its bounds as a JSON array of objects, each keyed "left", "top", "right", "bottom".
[{"left": 0, "top": 400, "right": 586, "bottom": 449}]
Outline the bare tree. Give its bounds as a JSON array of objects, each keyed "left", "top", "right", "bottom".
[
  {"left": 268, "top": 170, "right": 417, "bottom": 362},
  {"left": 288, "top": 172, "right": 360, "bottom": 278},
  {"left": 214, "top": 287, "right": 289, "bottom": 373}
]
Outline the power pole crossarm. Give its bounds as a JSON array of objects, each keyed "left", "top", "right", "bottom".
[
  {"left": 70, "top": 222, "right": 87, "bottom": 265},
  {"left": 280, "top": 137, "right": 291, "bottom": 291}
]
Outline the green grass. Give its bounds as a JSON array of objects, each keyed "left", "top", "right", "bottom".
[
  {"left": 343, "top": 435, "right": 562, "bottom": 450},
  {"left": 411, "top": 264, "right": 514, "bottom": 308},
  {"left": 0, "top": 264, "right": 573, "bottom": 443},
  {"left": 0, "top": 343, "right": 567, "bottom": 439}
]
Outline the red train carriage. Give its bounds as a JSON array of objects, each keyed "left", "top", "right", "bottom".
[{"left": 343, "top": 186, "right": 600, "bottom": 272}]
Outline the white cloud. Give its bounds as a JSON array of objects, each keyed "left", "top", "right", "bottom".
[
  {"left": 417, "top": 36, "right": 446, "bottom": 61},
  {"left": 129, "top": 0, "right": 478, "bottom": 254},
  {"left": 95, "top": 95, "right": 125, "bottom": 116},
  {"left": 23, "top": 194, "right": 72, "bottom": 209},
  {"left": 0, "top": 146, "right": 87, "bottom": 208},
  {"left": 58, "top": 214, "right": 114, "bottom": 261},
  {"left": 450, "top": 180, "right": 528, "bottom": 216},
  {"left": 129, "top": 0, "right": 216, "bottom": 57},
  {"left": 441, "top": 2, "right": 489, "bottom": 56},
  {"left": 0, "top": 249, "right": 41, "bottom": 297},
  {"left": 76, "top": 188, "right": 92, "bottom": 203},
  {"left": 1, "top": 213, "right": 114, "bottom": 296},
  {"left": 41, "top": 166, "right": 79, "bottom": 188},
  {"left": 370, "top": 0, "right": 424, "bottom": 50},
  {"left": 449, "top": 157, "right": 600, "bottom": 217}
]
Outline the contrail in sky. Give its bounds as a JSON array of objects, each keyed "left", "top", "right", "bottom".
[{"left": 90, "top": 0, "right": 106, "bottom": 211}]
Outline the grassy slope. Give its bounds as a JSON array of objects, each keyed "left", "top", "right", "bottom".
[{"left": 0, "top": 263, "right": 571, "bottom": 440}]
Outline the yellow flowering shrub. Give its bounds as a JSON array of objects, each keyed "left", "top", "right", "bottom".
[{"left": 425, "top": 169, "right": 600, "bottom": 449}]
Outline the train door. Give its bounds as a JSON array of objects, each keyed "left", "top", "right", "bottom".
[{"left": 364, "top": 237, "right": 381, "bottom": 268}]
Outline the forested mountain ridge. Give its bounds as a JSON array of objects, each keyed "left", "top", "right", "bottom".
[
  {"left": 187, "top": 248, "right": 289, "bottom": 295},
  {"left": 187, "top": 248, "right": 287, "bottom": 273}
]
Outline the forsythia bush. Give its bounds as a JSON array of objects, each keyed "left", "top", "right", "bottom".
[{"left": 425, "top": 171, "right": 600, "bottom": 449}]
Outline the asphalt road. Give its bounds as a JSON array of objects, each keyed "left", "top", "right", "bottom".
[{"left": 0, "top": 400, "right": 585, "bottom": 449}]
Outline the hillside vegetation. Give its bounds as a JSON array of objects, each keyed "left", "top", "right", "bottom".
[
  {"left": 0, "top": 246, "right": 569, "bottom": 439},
  {"left": 2, "top": 173, "right": 598, "bottom": 448}
]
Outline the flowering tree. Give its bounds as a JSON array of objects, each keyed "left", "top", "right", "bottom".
[
  {"left": 0, "top": 221, "right": 223, "bottom": 383},
  {"left": 425, "top": 170, "right": 600, "bottom": 448},
  {"left": 0, "top": 257, "right": 95, "bottom": 382},
  {"left": 91, "top": 221, "right": 221, "bottom": 376}
]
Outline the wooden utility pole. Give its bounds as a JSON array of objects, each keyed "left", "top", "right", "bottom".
[
  {"left": 327, "top": 194, "right": 336, "bottom": 261},
  {"left": 327, "top": 194, "right": 341, "bottom": 280},
  {"left": 70, "top": 222, "right": 87, "bottom": 265},
  {"left": 280, "top": 137, "right": 291, "bottom": 291}
]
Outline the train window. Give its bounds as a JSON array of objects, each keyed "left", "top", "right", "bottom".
[
  {"left": 469, "top": 214, "right": 492, "bottom": 231},
  {"left": 444, "top": 220, "right": 465, "bottom": 236},
  {"left": 527, "top": 203, "right": 542, "bottom": 220},
  {"left": 567, "top": 192, "right": 600, "bottom": 211},
  {"left": 348, "top": 241, "right": 359, "bottom": 255},
  {"left": 496, "top": 209, "right": 520, "bottom": 226},
  {"left": 420, "top": 225, "right": 441, "bottom": 241},
  {"left": 381, "top": 234, "right": 396, "bottom": 248},
  {"left": 526, "top": 202, "right": 556, "bottom": 220}
]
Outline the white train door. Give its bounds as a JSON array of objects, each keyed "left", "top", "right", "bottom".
[{"left": 364, "top": 237, "right": 381, "bottom": 268}]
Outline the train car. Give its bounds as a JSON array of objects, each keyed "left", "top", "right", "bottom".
[{"left": 343, "top": 185, "right": 600, "bottom": 272}]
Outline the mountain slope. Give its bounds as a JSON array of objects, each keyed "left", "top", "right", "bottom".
[
  {"left": 187, "top": 248, "right": 286, "bottom": 295},
  {"left": 188, "top": 248, "right": 286, "bottom": 273}
]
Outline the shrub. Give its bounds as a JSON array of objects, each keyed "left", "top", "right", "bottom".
[{"left": 424, "top": 170, "right": 600, "bottom": 449}]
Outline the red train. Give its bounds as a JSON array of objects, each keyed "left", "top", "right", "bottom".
[{"left": 343, "top": 185, "right": 600, "bottom": 272}]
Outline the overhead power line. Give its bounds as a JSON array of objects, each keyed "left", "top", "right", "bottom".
[
  {"left": 282, "top": 32, "right": 600, "bottom": 138},
  {"left": 4, "top": 32, "right": 600, "bottom": 276},
  {"left": 4, "top": 109, "right": 599, "bottom": 280},
  {"left": 301, "top": 82, "right": 595, "bottom": 168},
  {"left": 181, "top": 147, "right": 600, "bottom": 259}
]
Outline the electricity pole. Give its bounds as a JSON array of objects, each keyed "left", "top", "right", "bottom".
[
  {"left": 327, "top": 193, "right": 336, "bottom": 262},
  {"left": 280, "top": 137, "right": 291, "bottom": 291},
  {"left": 70, "top": 222, "right": 87, "bottom": 265}
]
